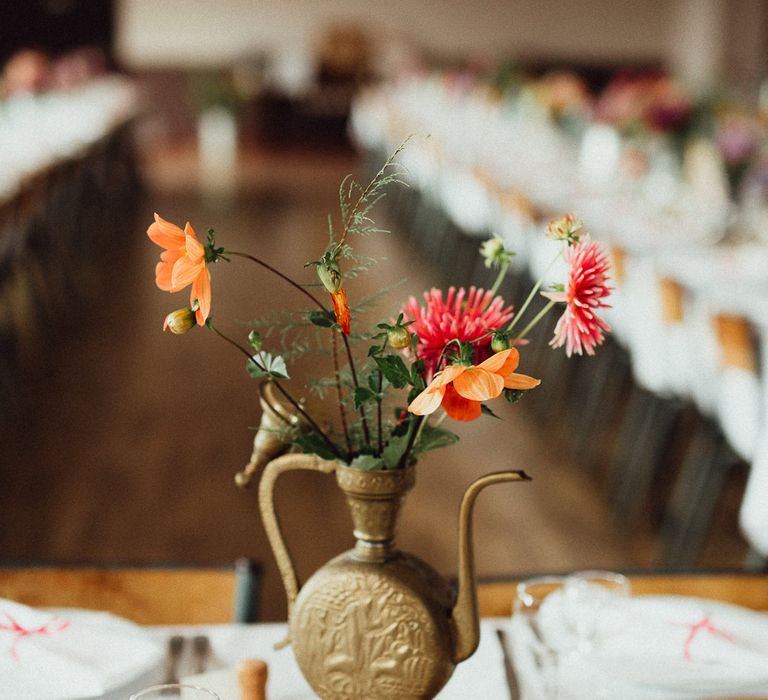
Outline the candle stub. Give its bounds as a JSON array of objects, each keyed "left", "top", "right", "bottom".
[{"left": 238, "top": 658, "right": 268, "bottom": 700}]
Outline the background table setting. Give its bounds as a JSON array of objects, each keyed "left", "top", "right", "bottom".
[
  {"left": 0, "top": 602, "right": 509, "bottom": 699},
  {"left": 2, "top": 571, "right": 768, "bottom": 699}
]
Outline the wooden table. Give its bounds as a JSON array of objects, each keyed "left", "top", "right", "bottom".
[{"left": 478, "top": 571, "right": 768, "bottom": 617}]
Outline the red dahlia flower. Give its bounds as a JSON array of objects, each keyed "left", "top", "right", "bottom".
[
  {"left": 402, "top": 286, "right": 514, "bottom": 376},
  {"left": 544, "top": 235, "right": 612, "bottom": 356}
]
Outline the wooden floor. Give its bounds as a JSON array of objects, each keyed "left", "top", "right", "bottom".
[{"left": 0, "top": 145, "right": 746, "bottom": 621}]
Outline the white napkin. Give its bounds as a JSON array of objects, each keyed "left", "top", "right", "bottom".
[
  {"left": 740, "top": 431, "right": 768, "bottom": 556},
  {"left": 0, "top": 598, "right": 163, "bottom": 699},
  {"left": 512, "top": 594, "right": 768, "bottom": 699}
]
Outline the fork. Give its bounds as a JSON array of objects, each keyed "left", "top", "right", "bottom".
[
  {"left": 161, "top": 635, "right": 184, "bottom": 694},
  {"left": 191, "top": 635, "right": 211, "bottom": 674},
  {"left": 496, "top": 626, "right": 520, "bottom": 700}
]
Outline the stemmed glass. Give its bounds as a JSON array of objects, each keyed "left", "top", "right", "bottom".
[
  {"left": 513, "top": 575, "right": 569, "bottom": 699},
  {"left": 564, "top": 570, "right": 631, "bottom": 653},
  {"left": 512, "top": 571, "right": 631, "bottom": 699},
  {"left": 129, "top": 684, "right": 221, "bottom": 699}
]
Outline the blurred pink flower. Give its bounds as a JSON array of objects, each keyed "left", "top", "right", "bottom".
[
  {"left": 402, "top": 286, "right": 514, "bottom": 376},
  {"left": 544, "top": 236, "right": 612, "bottom": 357}
]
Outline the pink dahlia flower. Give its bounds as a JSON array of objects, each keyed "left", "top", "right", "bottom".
[
  {"left": 402, "top": 286, "right": 514, "bottom": 376},
  {"left": 544, "top": 235, "right": 612, "bottom": 357}
]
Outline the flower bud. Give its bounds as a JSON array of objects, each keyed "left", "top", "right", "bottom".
[
  {"left": 317, "top": 261, "right": 342, "bottom": 294},
  {"left": 248, "top": 330, "right": 263, "bottom": 352},
  {"left": 163, "top": 307, "right": 196, "bottom": 334},
  {"left": 387, "top": 326, "right": 411, "bottom": 349},
  {"left": 479, "top": 235, "right": 512, "bottom": 269},
  {"left": 546, "top": 214, "right": 583, "bottom": 244},
  {"left": 491, "top": 331, "right": 511, "bottom": 352}
]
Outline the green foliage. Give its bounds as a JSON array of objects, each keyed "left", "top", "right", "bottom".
[
  {"left": 353, "top": 386, "right": 379, "bottom": 408},
  {"left": 308, "top": 310, "right": 335, "bottom": 328},
  {"left": 246, "top": 352, "right": 289, "bottom": 380},
  {"left": 247, "top": 330, "right": 263, "bottom": 351},
  {"left": 503, "top": 389, "right": 525, "bottom": 403},
  {"left": 373, "top": 355, "right": 411, "bottom": 389},
  {"left": 413, "top": 424, "right": 460, "bottom": 457},
  {"left": 293, "top": 430, "right": 339, "bottom": 461},
  {"left": 349, "top": 454, "right": 385, "bottom": 471},
  {"left": 235, "top": 138, "right": 538, "bottom": 471},
  {"left": 382, "top": 430, "right": 412, "bottom": 469}
]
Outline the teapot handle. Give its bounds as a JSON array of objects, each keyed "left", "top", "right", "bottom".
[{"left": 258, "top": 453, "right": 338, "bottom": 628}]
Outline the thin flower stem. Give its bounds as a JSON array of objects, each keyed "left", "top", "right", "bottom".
[
  {"left": 376, "top": 337, "right": 388, "bottom": 454},
  {"left": 467, "top": 329, "right": 496, "bottom": 345},
  {"left": 506, "top": 249, "right": 562, "bottom": 333},
  {"left": 337, "top": 136, "right": 412, "bottom": 250},
  {"left": 228, "top": 251, "right": 328, "bottom": 313},
  {"left": 229, "top": 249, "right": 363, "bottom": 449},
  {"left": 331, "top": 331, "right": 352, "bottom": 454},
  {"left": 207, "top": 321, "right": 344, "bottom": 460},
  {"left": 481, "top": 259, "right": 510, "bottom": 313},
  {"left": 341, "top": 333, "right": 371, "bottom": 445},
  {"left": 511, "top": 299, "right": 557, "bottom": 345},
  {"left": 400, "top": 415, "right": 427, "bottom": 468},
  {"left": 435, "top": 338, "right": 464, "bottom": 373}
]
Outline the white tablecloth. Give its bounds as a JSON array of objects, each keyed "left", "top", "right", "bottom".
[{"left": 102, "top": 619, "right": 510, "bottom": 699}]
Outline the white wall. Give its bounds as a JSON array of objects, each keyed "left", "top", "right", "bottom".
[{"left": 116, "top": 0, "right": 676, "bottom": 68}]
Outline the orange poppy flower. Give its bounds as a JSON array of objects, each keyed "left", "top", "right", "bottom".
[
  {"left": 147, "top": 213, "right": 211, "bottom": 326},
  {"left": 408, "top": 348, "right": 540, "bottom": 421}
]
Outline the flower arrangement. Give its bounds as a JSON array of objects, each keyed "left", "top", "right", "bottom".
[{"left": 147, "top": 148, "right": 612, "bottom": 472}]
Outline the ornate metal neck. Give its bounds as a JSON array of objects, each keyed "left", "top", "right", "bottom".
[{"left": 335, "top": 463, "right": 415, "bottom": 563}]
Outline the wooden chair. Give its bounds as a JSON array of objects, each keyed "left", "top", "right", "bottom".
[
  {"left": 477, "top": 572, "right": 768, "bottom": 618},
  {"left": 0, "top": 559, "right": 261, "bottom": 625}
]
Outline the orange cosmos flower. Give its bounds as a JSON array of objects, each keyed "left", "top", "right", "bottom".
[
  {"left": 147, "top": 213, "right": 211, "bottom": 326},
  {"left": 408, "top": 348, "right": 540, "bottom": 422}
]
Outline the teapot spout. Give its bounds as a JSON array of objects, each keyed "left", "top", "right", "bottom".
[
  {"left": 451, "top": 470, "right": 530, "bottom": 663},
  {"left": 235, "top": 381, "right": 300, "bottom": 488}
]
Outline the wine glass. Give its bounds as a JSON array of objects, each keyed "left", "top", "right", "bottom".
[
  {"left": 512, "top": 572, "right": 631, "bottom": 698},
  {"left": 129, "top": 684, "right": 221, "bottom": 699},
  {"left": 564, "top": 570, "right": 631, "bottom": 653},
  {"left": 512, "top": 575, "right": 570, "bottom": 699}
]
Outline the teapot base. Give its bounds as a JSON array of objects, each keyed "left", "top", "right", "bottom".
[{"left": 289, "top": 548, "right": 456, "bottom": 700}]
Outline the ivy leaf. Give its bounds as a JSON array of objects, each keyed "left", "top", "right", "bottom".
[
  {"left": 349, "top": 454, "right": 385, "bottom": 471},
  {"left": 307, "top": 310, "right": 334, "bottom": 328},
  {"left": 247, "top": 351, "right": 289, "bottom": 380},
  {"left": 353, "top": 386, "right": 377, "bottom": 409},
  {"left": 373, "top": 355, "right": 411, "bottom": 388},
  {"left": 413, "top": 424, "right": 460, "bottom": 456}
]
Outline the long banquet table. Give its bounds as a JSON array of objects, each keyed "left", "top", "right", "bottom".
[{"left": 82, "top": 572, "right": 768, "bottom": 698}]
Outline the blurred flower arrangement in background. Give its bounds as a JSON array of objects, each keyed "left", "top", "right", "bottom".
[{"left": 147, "top": 146, "right": 612, "bottom": 471}]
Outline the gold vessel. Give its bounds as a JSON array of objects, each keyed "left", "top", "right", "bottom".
[{"left": 258, "top": 451, "right": 529, "bottom": 699}]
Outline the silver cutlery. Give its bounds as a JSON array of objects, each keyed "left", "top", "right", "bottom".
[
  {"left": 191, "top": 635, "right": 211, "bottom": 675},
  {"left": 161, "top": 635, "right": 184, "bottom": 694},
  {"left": 496, "top": 626, "right": 520, "bottom": 700}
]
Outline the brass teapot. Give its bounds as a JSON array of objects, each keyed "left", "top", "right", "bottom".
[{"left": 248, "top": 384, "right": 529, "bottom": 699}]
